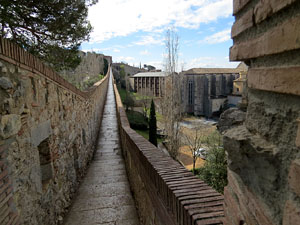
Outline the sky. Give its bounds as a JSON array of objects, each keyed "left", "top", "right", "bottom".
[{"left": 81, "top": 0, "right": 240, "bottom": 71}]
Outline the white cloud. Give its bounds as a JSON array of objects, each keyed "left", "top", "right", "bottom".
[
  {"left": 185, "top": 56, "right": 238, "bottom": 69},
  {"left": 133, "top": 35, "right": 164, "bottom": 46},
  {"left": 115, "top": 56, "right": 135, "bottom": 63},
  {"left": 113, "top": 49, "right": 120, "bottom": 52},
  {"left": 140, "top": 50, "right": 150, "bottom": 55},
  {"left": 88, "top": 0, "right": 232, "bottom": 43},
  {"left": 81, "top": 48, "right": 104, "bottom": 53},
  {"left": 201, "top": 28, "right": 231, "bottom": 44}
]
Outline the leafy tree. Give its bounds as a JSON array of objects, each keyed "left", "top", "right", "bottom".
[
  {"left": 143, "top": 64, "right": 156, "bottom": 71},
  {"left": 103, "top": 58, "right": 109, "bottom": 75},
  {"left": 198, "top": 131, "right": 227, "bottom": 193},
  {"left": 119, "top": 65, "right": 126, "bottom": 88},
  {"left": 0, "top": 0, "right": 97, "bottom": 71},
  {"left": 149, "top": 99, "right": 157, "bottom": 146}
]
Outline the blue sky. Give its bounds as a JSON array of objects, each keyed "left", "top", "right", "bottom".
[{"left": 81, "top": 0, "right": 239, "bottom": 71}]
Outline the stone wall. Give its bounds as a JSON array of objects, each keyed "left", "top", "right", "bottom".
[
  {"left": 0, "top": 38, "right": 109, "bottom": 225},
  {"left": 61, "top": 51, "right": 111, "bottom": 89},
  {"left": 113, "top": 76, "right": 225, "bottom": 225},
  {"left": 219, "top": 0, "right": 300, "bottom": 224}
]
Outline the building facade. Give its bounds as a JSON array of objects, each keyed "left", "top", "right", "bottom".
[
  {"left": 132, "top": 72, "right": 167, "bottom": 97},
  {"left": 182, "top": 63, "right": 247, "bottom": 117}
]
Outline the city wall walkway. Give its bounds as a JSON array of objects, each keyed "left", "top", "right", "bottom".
[{"left": 63, "top": 73, "right": 139, "bottom": 225}]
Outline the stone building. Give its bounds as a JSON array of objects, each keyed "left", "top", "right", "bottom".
[
  {"left": 181, "top": 63, "right": 247, "bottom": 117},
  {"left": 132, "top": 72, "right": 167, "bottom": 97}
]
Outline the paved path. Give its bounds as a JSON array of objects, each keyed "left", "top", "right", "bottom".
[{"left": 64, "top": 73, "right": 139, "bottom": 225}]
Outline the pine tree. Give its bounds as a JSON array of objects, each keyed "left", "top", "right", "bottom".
[
  {"left": 149, "top": 99, "right": 157, "bottom": 146},
  {"left": 0, "top": 0, "right": 97, "bottom": 71}
]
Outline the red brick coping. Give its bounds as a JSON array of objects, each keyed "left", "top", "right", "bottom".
[
  {"left": 113, "top": 78, "right": 225, "bottom": 225},
  {"left": 0, "top": 37, "right": 109, "bottom": 99}
]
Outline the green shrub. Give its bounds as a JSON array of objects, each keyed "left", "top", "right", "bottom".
[
  {"left": 197, "top": 131, "right": 227, "bottom": 194},
  {"left": 126, "top": 110, "right": 148, "bottom": 130}
]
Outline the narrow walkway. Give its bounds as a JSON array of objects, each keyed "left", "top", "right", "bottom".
[{"left": 64, "top": 73, "right": 139, "bottom": 225}]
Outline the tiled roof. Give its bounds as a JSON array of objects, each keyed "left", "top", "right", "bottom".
[
  {"left": 132, "top": 72, "right": 168, "bottom": 77},
  {"left": 185, "top": 62, "right": 248, "bottom": 75}
]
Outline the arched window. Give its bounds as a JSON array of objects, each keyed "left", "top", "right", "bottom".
[{"left": 188, "top": 80, "right": 194, "bottom": 105}]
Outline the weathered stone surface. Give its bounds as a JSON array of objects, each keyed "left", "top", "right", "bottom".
[
  {"left": 288, "top": 159, "right": 300, "bottom": 197},
  {"left": 230, "top": 14, "right": 300, "bottom": 61},
  {"left": 233, "top": 0, "right": 251, "bottom": 15},
  {"left": 283, "top": 200, "right": 300, "bottom": 225},
  {"left": 248, "top": 66, "right": 300, "bottom": 96},
  {"left": 0, "top": 77, "right": 13, "bottom": 90},
  {"left": 0, "top": 43, "right": 109, "bottom": 225},
  {"left": 254, "top": 0, "right": 297, "bottom": 24},
  {"left": 217, "top": 108, "right": 246, "bottom": 133},
  {"left": 231, "top": 8, "right": 253, "bottom": 38},
  {"left": 227, "top": 1, "right": 300, "bottom": 224},
  {"left": 0, "top": 114, "right": 21, "bottom": 139},
  {"left": 30, "top": 120, "right": 52, "bottom": 147},
  {"left": 296, "top": 119, "right": 300, "bottom": 147}
]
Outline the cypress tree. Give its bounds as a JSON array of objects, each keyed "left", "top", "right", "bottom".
[{"left": 149, "top": 99, "right": 157, "bottom": 146}]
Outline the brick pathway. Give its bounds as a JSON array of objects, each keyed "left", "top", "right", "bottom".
[{"left": 64, "top": 73, "right": 139, "bottom": 225}]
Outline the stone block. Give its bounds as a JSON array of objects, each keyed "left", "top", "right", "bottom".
[
  {"left": 224, "top": 186, "right": 244, "bottom": 225},
  {"left": 296, "top": 119, "right": 300, "bottom": 147},
  {"left": 254, "top": 0, "right": 297, "bottom": 24},
  {"left": 233, "top": 0, "right": 251, "bottom": 15},
  {"left": 230, "top": 14, "right": 300, "bottom": 61},
  {"left": 0, "top": 77, "right": 13, "bottom": 90},
  {"left": 217, "top": 108, "right": 246, "bottom": 133},
  {"left": 232, "top": 8, "right": 253, "bottom": 38},
  {"left": 248, "top": 66, "right": 300, "bottom": 96},
  {"left": 283, "top": 200, "right": 300, "bottom": 225},
  {"left": 288, "top": 159, "right": 300, "bottom": 197},
  {"left": 30, "top": 120, "right": 52, "bottom": 147},
  {"left": 0, "top": 114, "right": 21, "bottom": 139}
]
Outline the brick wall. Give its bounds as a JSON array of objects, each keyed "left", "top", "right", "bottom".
[
  {"left": 220, "top": 0, "right": 300, "bottom": 224},
  {"left": 0, "top": 38, "right": 109, "bottom": 225},
  {"left": 113, "top": 77, "right": 225, "bottom": 225}
]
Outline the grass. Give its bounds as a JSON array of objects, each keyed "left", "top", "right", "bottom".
[
  {"left": 145, "top": 110, "right": 163, "bottom": 122},
  {"left": 117, "top": 86, "right": 127, "bottom": 102},
  {"left": 134, "top": 129, "right": 163, "bottom": 144},
  {"left": 132, "top": 92, "right": 152, "bottom": 100}
]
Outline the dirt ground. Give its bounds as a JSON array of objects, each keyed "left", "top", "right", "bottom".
[
  {"left": 178, "top": 145, "right": 205, "bottom": 170},
  {"left": 177, "top": 116, "right": 217, "bottom": 170}
]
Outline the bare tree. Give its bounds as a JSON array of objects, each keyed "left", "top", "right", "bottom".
[
  {"left": 162, "top": 27, "right": 183, "bottom": 159},
  {"left": 183, "top": 128, "right": 207, "bottom": 174},
  {"left": 137, "top": 87, "right": 154, "bottom": 118}
]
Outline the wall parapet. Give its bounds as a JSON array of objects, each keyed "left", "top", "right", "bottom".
[
  {"left": 0, "top": 38, "right": 110, "bottom": 224},
  {"left": 113, "top": 78, "right": 224, "bottom": 225},
  {"left": 225, "top": 0, "right": 300, "bottom": 224},
  {"left": 0, "top": 37, "right": 104, "bottom": 99}
]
